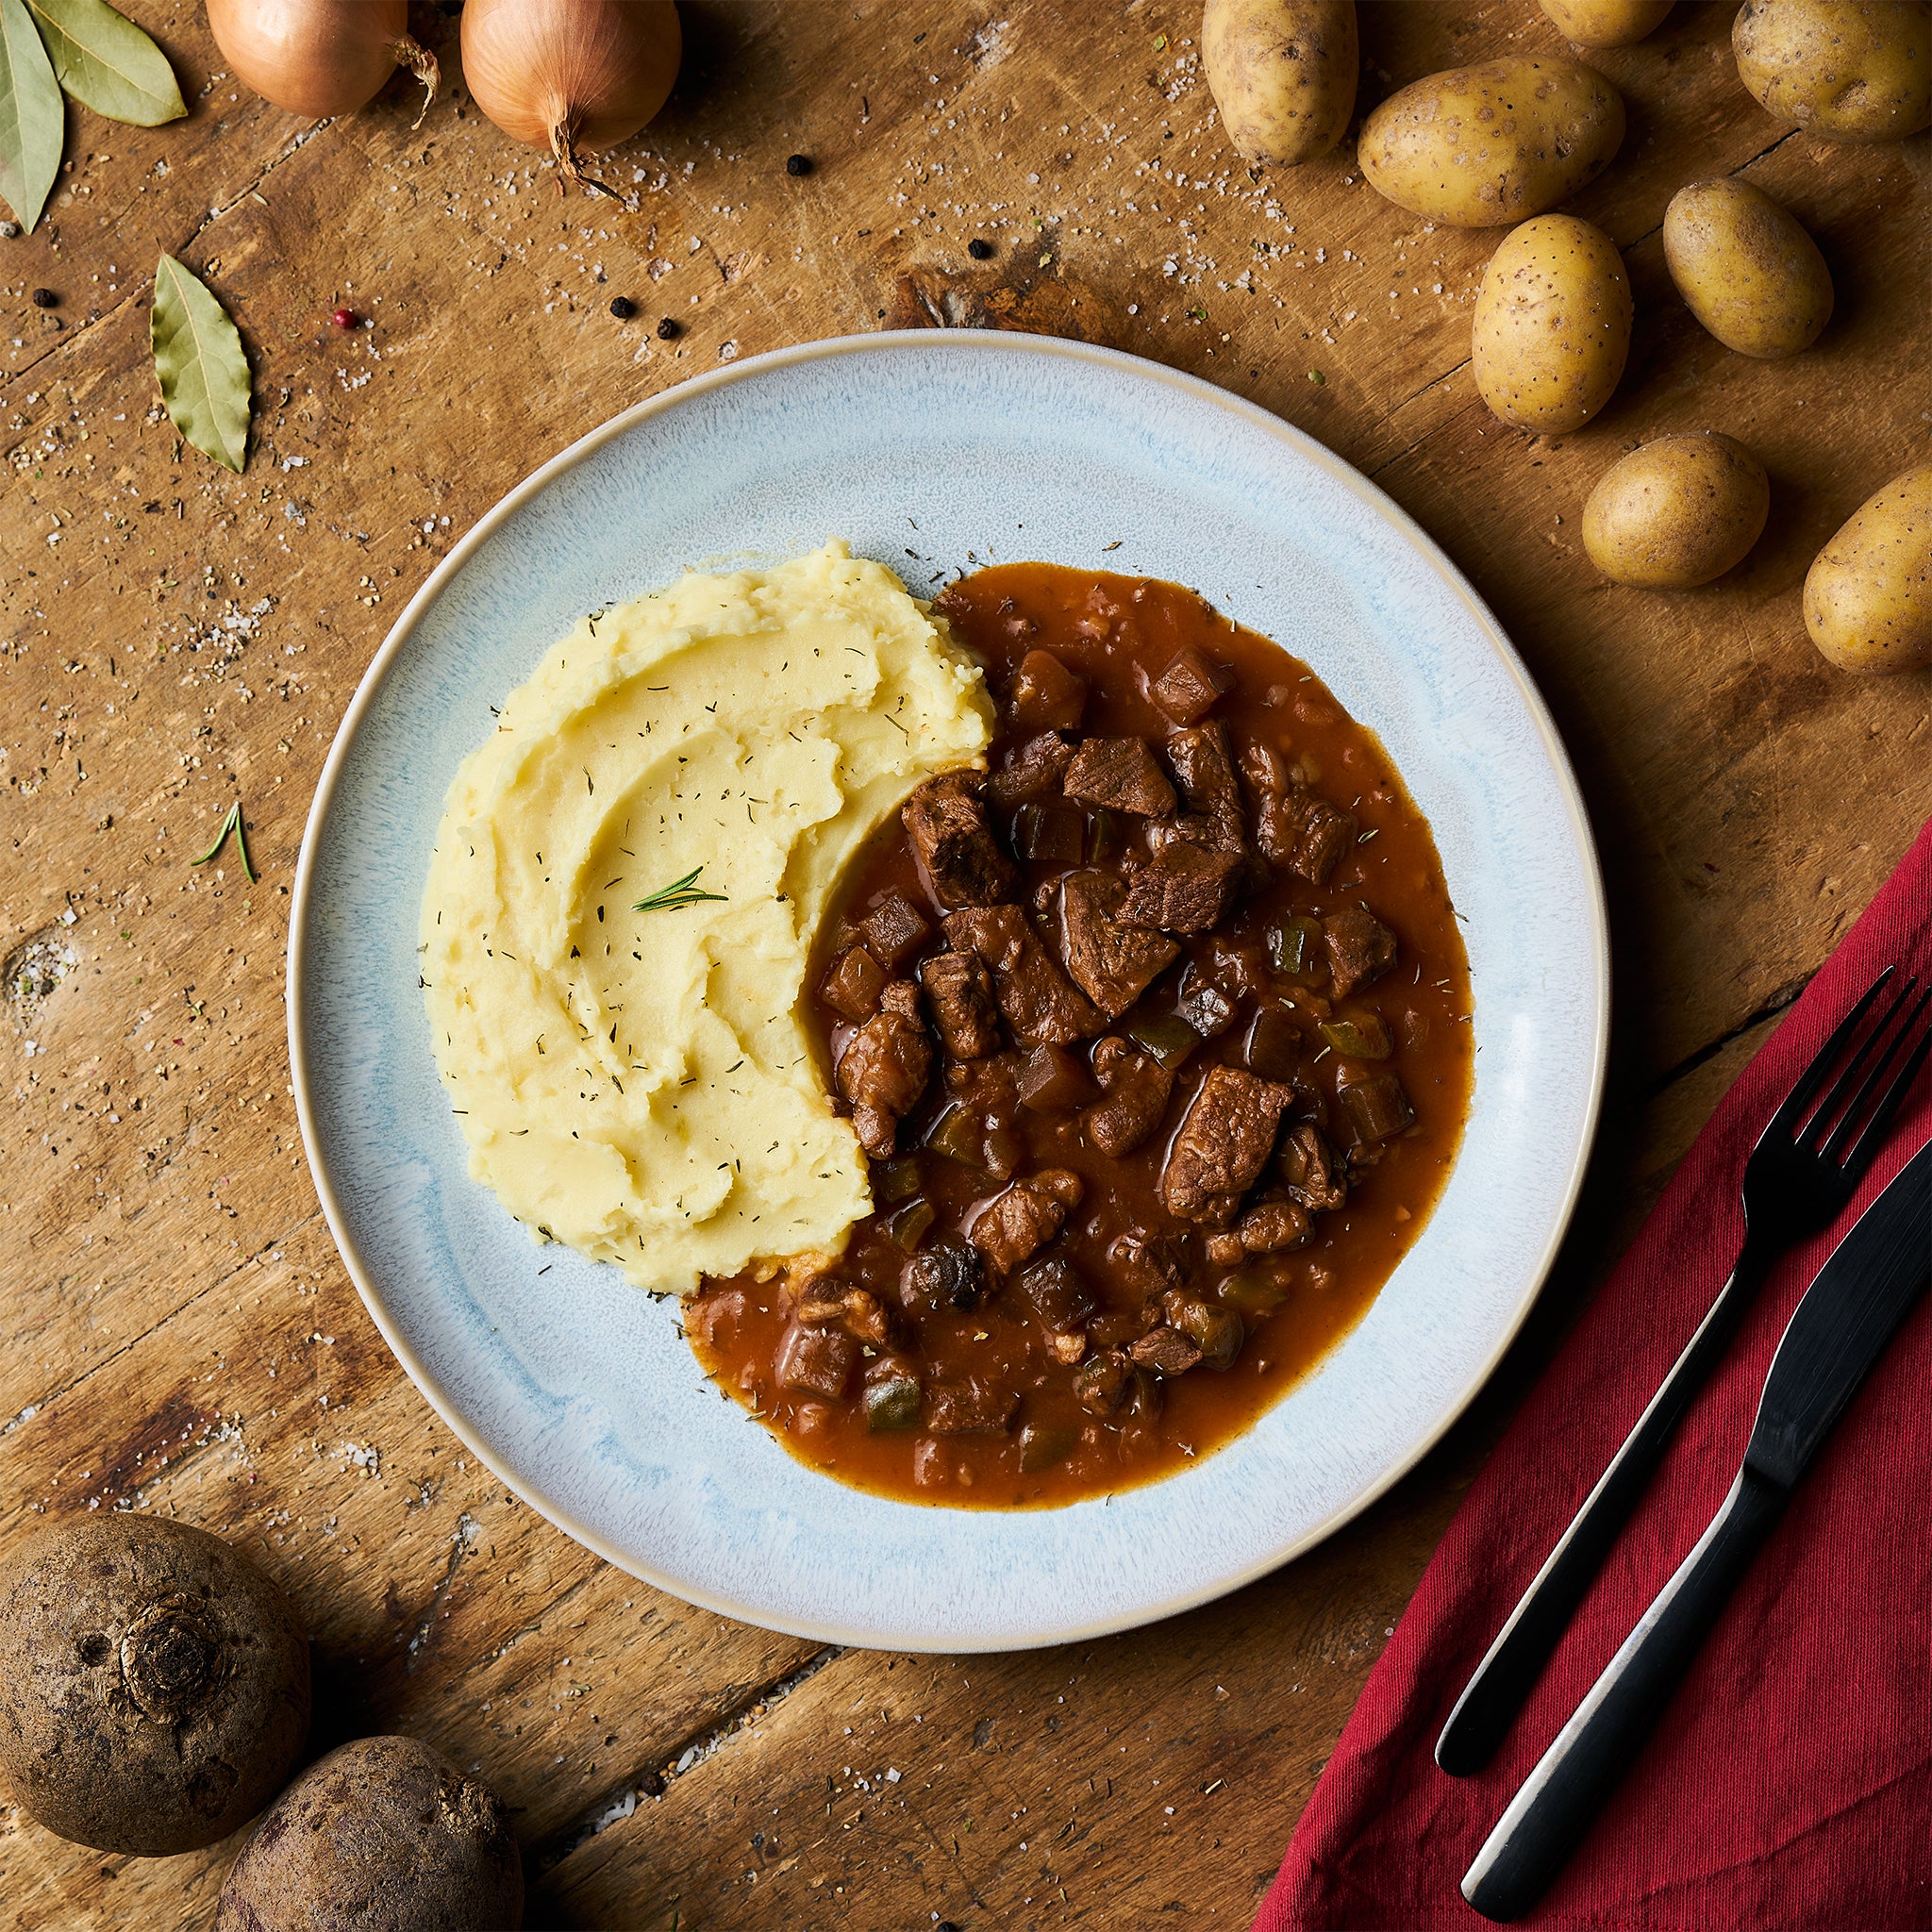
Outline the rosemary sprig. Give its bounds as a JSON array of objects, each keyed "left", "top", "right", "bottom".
[
  {"left": 191, "top": 800, "right": 256, "bottom": 884},
  {"left": 634, "top": 865, "right": 727, "bottom": 913}
]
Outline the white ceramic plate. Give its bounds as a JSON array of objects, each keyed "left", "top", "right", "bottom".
[{"left": 289, "top": 333, "right": 1607, "bottom": 1653}]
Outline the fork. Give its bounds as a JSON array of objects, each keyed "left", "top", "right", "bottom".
[{"left": 1435, "top": 963, "right": 1932, "bottom": 1777}]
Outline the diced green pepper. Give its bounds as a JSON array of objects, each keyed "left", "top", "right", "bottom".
[
  {"left": 872, "top": 1156, "right": 923, "bottom": 1204},
  {"left": 924, "top": 1101, "right": 985, "bottom": 1166},
  {"left": 1218, "top": 1268, "right": 1291, "bottom": 1317},
  {"left": 1268, "top": 915, "right": 1324, "bottom": 977},
  {"left": 1018, "top": 1423, "right": 1078, "bottom": 1473},
  {"left": 1319, "top": 1013, "right": 1393, "bottom": 1060},
  {"left": 1125, "top": 1010, "right": 1201, "bottom": 1072},
  {"left": 864, "top": 1374, "right": 922, "bottom": 1432},
  {"left": 1087, "top": 808, "right": 1123, "bottom": 864},
  {"left": 886, "top": 1198, "right": 936, "bottom": 1251}
]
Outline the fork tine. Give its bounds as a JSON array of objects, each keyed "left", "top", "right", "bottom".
[
  {"left": 1826, "top": 984, "right": 1932, "bottom": 1174},
  {"left": 1764, "top": 965, "right": 1895, "bottom": 1141},
  {"left": 1800, "top": 973, "right": 1918, "bottom": 1147}
]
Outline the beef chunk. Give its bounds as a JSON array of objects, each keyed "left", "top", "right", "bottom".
[
  {"left": 1118, "top": 841, "right": 1242, "bottom": 934},
  {"left": 1130, "top": 1325, "right": 1203, "bottom": 1376},
  {"left": 1277, "top": 1121, "right": 1347, "bottom": 1213},
  {"left": 836, "top": 979, "right": 932, "bottom": 1158},
  {"left": 919, "top": 949, "right": 1001, "bottom": 1060},
  {"left": 775, "top": 1321, "right": 857, "bottom": 1399},
  {"left": 1257, "top": 786, "right": 1357, "bottom": 884},
  {"left": 1160, "top": 1066, "right": 1295, "bottom": 1225},
  {"left": 797, "top": 1283, "right": 896, "bottom": 1349},
  {"left": 858, "top": 891, "right": 932, "bottom": 969},
  {"left": 1073, "top": 1347, "right": 1133, "bottom": 1415},
  {"left": 1085, "top": 1037, "right": 1175, "bottom": 1158},
  {"left": 987, "top": 731, "right": 1074, "bottom": 808},
  {"left": 1016, "top": 1041, "right": 1095, "bottom": 1113},
  {"left": 1014, "top": 1257, "right": 1095, "bottom": 1335},
  {"left": 1205, "top": 1195, "right": 1311, "bottom": 1266},
  {"left": 1240, "top": 739, "right": 1291, "bottom": 799},
  {"left": 1008, "top": 649, "right": 1089, "bottom": 730},
  {"left": 1058, "top": 872, "right": 1180, "bottom": 1018},
  {"left": 1174, "top": 962, "right": 1239, "bottom": 1041},
  {"left": 1163, "top": 1291, "right": 1244, "bottom": 1370},
  {"left": 969, "top": 1168, "right": 1084, "bottom": 1274},
  {"left": 820, "top": 944, "right": 888, "bottom": 1023},
  {"left": 943, "top": 905, "right": 1104, "bottom": 1045},
  {"left": 903, "top": 770, "right": 1019, "bottom": 911},
  {"left": 1163, "top": 722, "right": 1246, "bottom": 855},
  {"left": 1150, "top": 646, "right": 1232, "bottom": 724},
  {"left": 925, "top": 1378, "right": 1019, "bottom": 1434},
  {"left": 1324, "top": 907, "right": 1397, "bottom": 998},
  {"left": 902, "top": 1239, "right": 988, "bottom": 1313},
  {"left": 1062, "top": 737, "right": 1177, "bottom": 816},
  {"left": 1108, "top": 1226, "right": 1192, "bottom": 1297}
]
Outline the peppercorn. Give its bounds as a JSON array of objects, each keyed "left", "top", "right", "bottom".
[
  {"left": 656, "top": 316, "right": 680, "bottom": 341},
  {"left": 608, "top": 295, "right": 636, "bottom": 320},
  {"left": 786, "top": 153, "right": 812, "bottom": 176},
  {"left": 640, "top": 1771, "right": 667, "bottom": 1796},
  {"left": 330, "top": 307, "right": 356, "bottom": 330},
  {"left": 967, "top": 239, "right": 993, "bottom": 261},
  {"left": 30, "top": 287, "right": 58, "bottom": 308}
]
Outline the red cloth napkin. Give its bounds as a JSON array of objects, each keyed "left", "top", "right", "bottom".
[{"left": 1256, "top": 818, "right": 1932, "bottom": 1932}]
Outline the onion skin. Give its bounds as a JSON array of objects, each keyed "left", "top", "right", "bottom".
[
  {"left": 461, "top": 0, "right": 681, "bottom": 194},
  {"left": 206, "top": 0, "right": 438, "bottom": 121}
]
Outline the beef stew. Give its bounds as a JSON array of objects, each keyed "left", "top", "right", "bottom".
[{"left": 687, "top": 564, "right": 1474, "bottom": 1508}]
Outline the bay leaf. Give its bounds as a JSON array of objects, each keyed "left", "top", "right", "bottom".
[
  {"left": 0, "top": 0, "right": 62, "bottom": 232},
  {"left": 152, "top": 255, "right": 251, "bottom": 475},
  {"left": 28, "top": 0, "right": 183, "bottom": 126}
]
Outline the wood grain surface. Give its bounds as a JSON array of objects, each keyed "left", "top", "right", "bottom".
[{"left": 2, "top": 2, "right": 1925, "bottom": 1925}]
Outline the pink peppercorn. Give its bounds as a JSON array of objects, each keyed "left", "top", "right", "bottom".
[{"left": 330, "top": 307, "right": 356, "bottom": 330}]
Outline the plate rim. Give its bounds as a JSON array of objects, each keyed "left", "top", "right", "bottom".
[{"left": 287, "top": 329, "right": 1610, "bottom": 1652}]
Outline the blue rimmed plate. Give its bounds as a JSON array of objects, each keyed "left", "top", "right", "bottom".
[{"left": 289, "top": 333, "right": 1607, "bottom": 1653}]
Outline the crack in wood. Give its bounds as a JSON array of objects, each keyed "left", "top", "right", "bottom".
[
  {"left": 531, "top": 1642, "right": 847, "bottom": 1876},
  {"left": 404, "top": 1510, "right": 480, "bottom": 1674},
  {"left": 1646, "top": 975, "right": 1808, "bottom": 1098}
]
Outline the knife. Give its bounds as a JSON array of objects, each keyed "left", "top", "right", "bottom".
[{"left": 1461, "top": 1133, "right": 1932, "bottom": 1924}]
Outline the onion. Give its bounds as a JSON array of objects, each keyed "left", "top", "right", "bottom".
[
  {"left": 206, "top": 0, "right": 438, "bottom": 124},
  {"left": 460, "top": 0, "right": 681, "bottom": 199}
]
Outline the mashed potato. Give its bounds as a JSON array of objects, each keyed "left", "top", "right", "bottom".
[{"left": 420, "top": 541, "right": 992, "bottom": 1296}]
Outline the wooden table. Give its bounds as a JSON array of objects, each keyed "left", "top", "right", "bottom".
[{"left": 2, "top": 2, "right": 1925, "bottom": 1923}]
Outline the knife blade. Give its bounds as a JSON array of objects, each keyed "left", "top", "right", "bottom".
[
  {"left": 1746, "top": 1134, "right": 1932, "bottom": 1490},
  {"left": 1462, "top": 1132, "right": 1932, "bottom": 1924}
]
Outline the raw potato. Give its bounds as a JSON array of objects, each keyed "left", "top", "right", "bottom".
[
  {"left": 1472, "top": 215, "right": 1632, "bottom": 434},
  {"left": 1539, "top": 0, "right": 1674, "bottom": 46},
  {"left": 1733, "top": 0, "right": 1932, "bottom": 142},
  {"left": 1663, "top": 177, "right": 1833, "bottom": 358},
  {"left": 0, "top": 1517, "right": 309, "bottom": 1856},
  {"left": 215, "top": 1736, "right": 524, "bottom": 1932},
  {"left": 1357, "top": 56, "right": 1625, "bottom": 226},
  {"left": 1804, "top": 466, "right": 1932, "bottom": 673},
  {"left": 1582, "top": 434, "right": 1771, "bottom": 588},
  {"left": 1204, "top": 0, "right": 1358, "bottom": 166}
]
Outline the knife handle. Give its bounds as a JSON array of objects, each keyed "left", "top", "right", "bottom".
[
  {"left": 1460, "top": 1463, "right": 1788, "bottom": 1924},
  {"left": 1435, "top": 1228, "right": 1776, "bottom": 1778}
]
